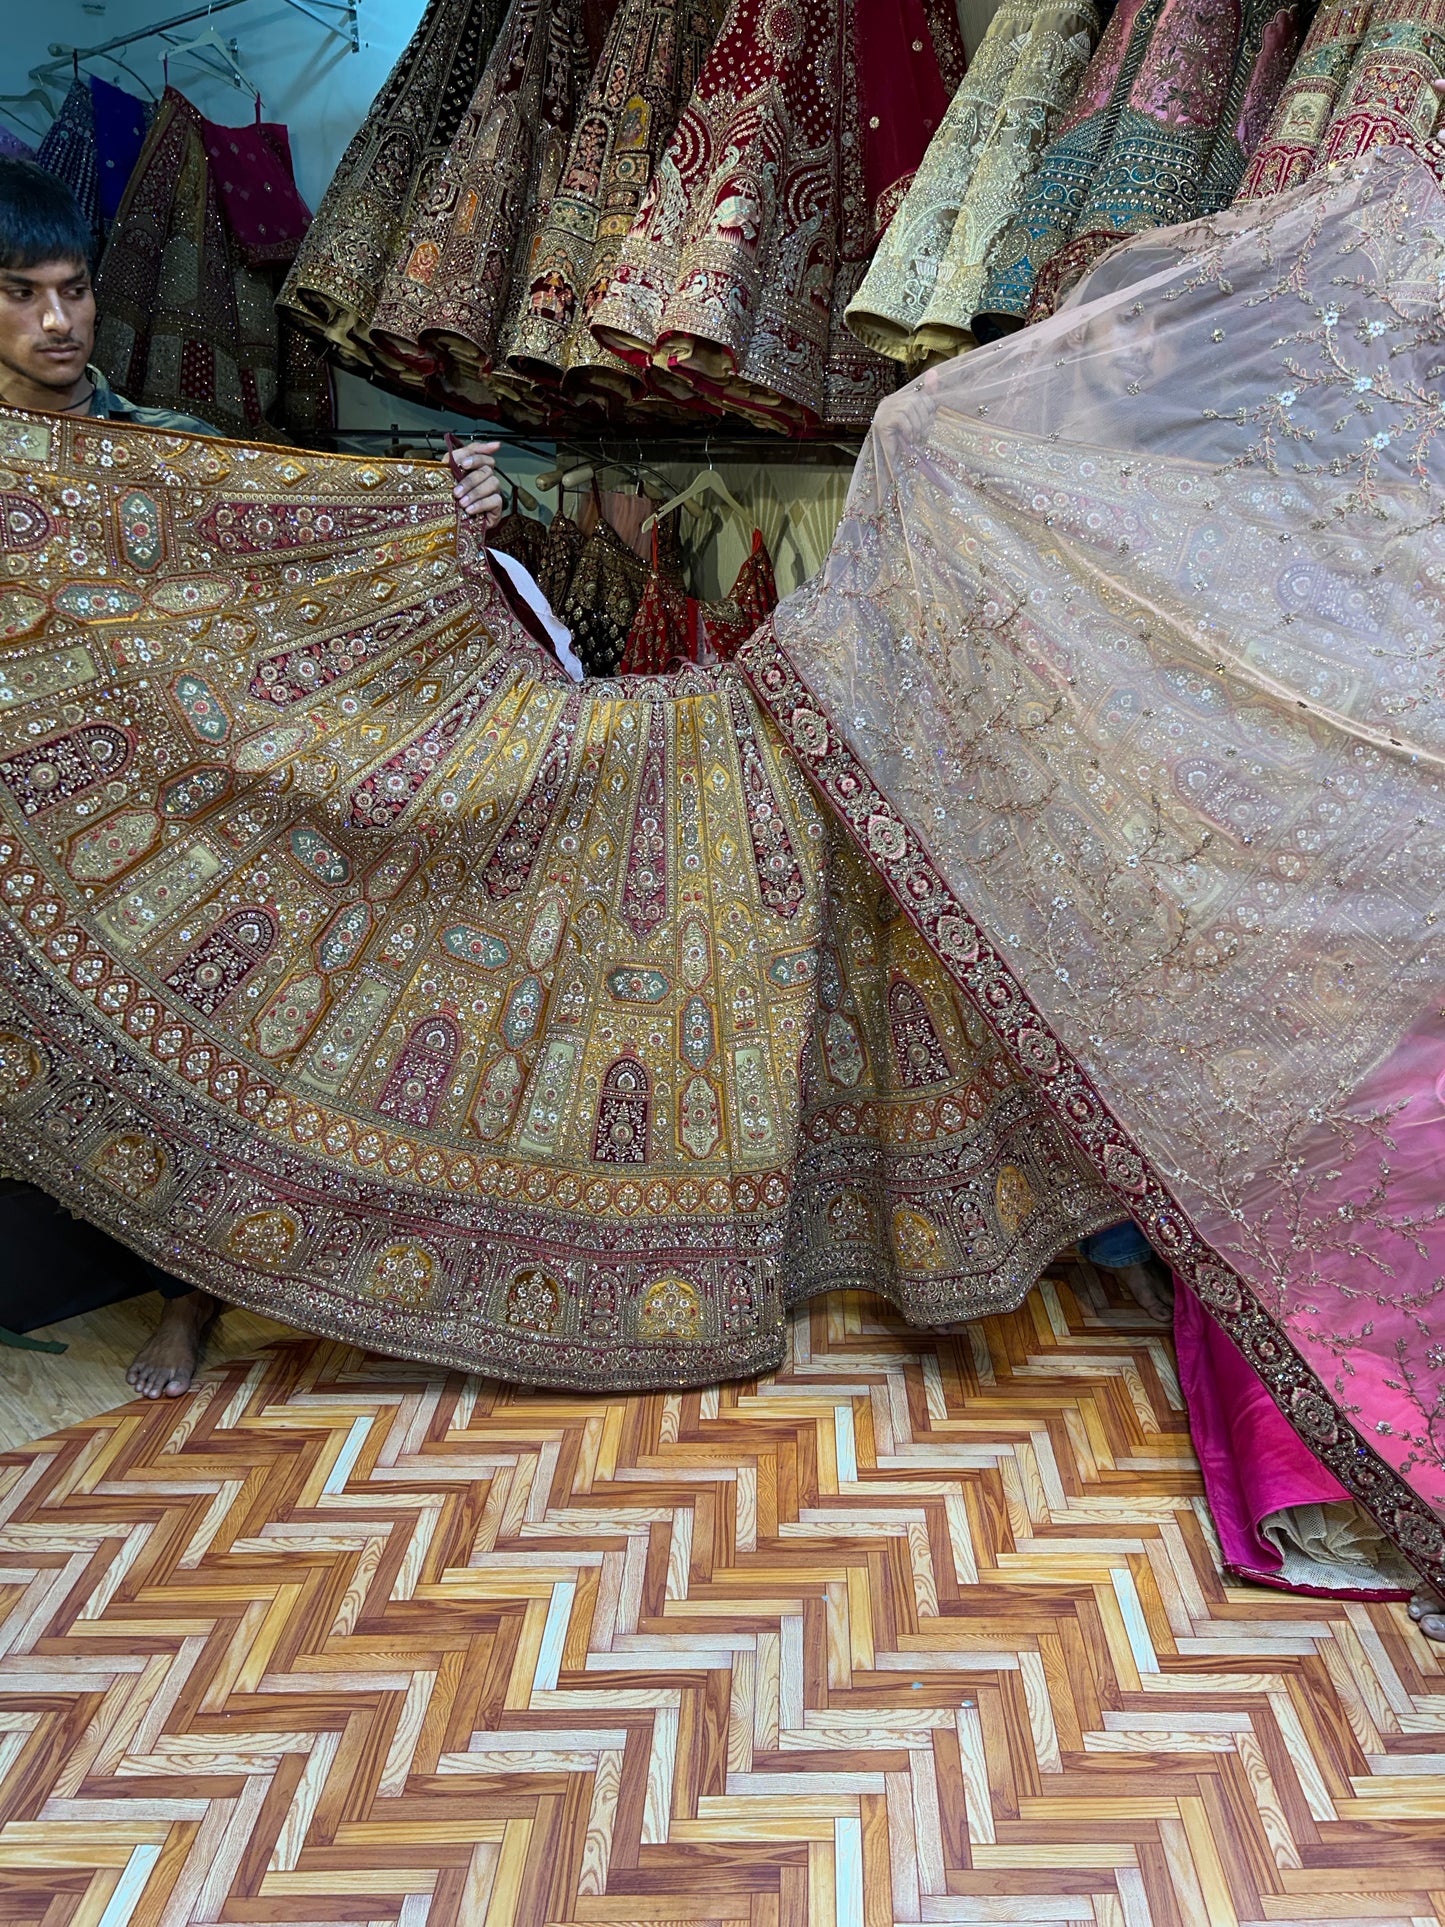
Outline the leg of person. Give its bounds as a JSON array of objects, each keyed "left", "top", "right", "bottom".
[
  {"left": 0, "top": 1179, "right": 218, "bottom": 1395},
  {"left": 1078, "top": 1220, "right": 1174, "bottom": 1322},
  {"left": 1410, "top": 1586, "right": 1445, "bottom": 1642},
  {"left": 0, "top": 1178, "right": 151, "bottom": 1333},
  {"left": 125, "top": 1266, "right": 219, "bottom": 1400}
]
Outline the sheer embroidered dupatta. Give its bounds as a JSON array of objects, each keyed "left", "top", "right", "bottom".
[{"left": 743, "top": 145, "right": 1445, "bottom": 1587}]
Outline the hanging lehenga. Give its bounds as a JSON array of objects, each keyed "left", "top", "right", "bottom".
[
  {"left": 36, "top": 79, "right": 102, "bottom": 251},
  {"left": 846, "top": 0, "right": 1107, "bottom": 366},
  {"left": 1237, "top": 0, "right": 1445, "bottom": 201},
  {"left": 496, "top": 0, "right": 725, "bottom": 410},
  {"left": 276, "top": 0, "right": 507, "bottom": 367},
  {"left": 588, "top": 0, "right": 964, "bottom": 429},
  {"left": 364, "top": 0, "right": 593, "bottom": 417},
  {"left": 90, "top": 76, "right": 150, "bottom": 228},
  {"left": 975, "top": 0, "right": 1308, "bottom": 328},
  {"left": 93, "top": 89, "right": 332, "bottom": 440},
  {"left": 1, "top": 143, "right": 1443, "bottom": 1594}
]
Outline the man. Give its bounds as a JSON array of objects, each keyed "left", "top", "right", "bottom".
[
  {"left": 0, "top": 156, "right": 514, "bottom": 1395},
  {"left": 0, "top": 157, "right": 507, "bottom": 510}
]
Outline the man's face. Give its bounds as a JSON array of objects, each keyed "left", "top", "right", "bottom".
[{"left": 0, "top": 257, "right": 96, "bottom": 393}]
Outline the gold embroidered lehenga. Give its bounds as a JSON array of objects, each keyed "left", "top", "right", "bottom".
[
  {"left": 1, "top": 144, "right": 1443, "bottom": 1592},
  {"left": 846, "top": 0, "right": 1106, "bottom": 366},
  {"left": 276, "top": 0, "right": 507, "bottom": 368},
  {"left": 0, "top": 421, "right": 1117, "bottom": 1392}
]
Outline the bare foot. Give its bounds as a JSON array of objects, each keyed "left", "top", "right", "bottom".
[
  {"left": 1116, "top": 1260, "right": 1175, "bottom": 1323},
  {"left": 125, "top": 1290, "right": 219, "bottom": 1399},
  {"left": 1409, "top": 1584, "right": 1445, "bottom": 1643}
]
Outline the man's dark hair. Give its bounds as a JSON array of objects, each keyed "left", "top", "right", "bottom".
[{"left": 0, "top": 158, "right": 93, "bottom": 273}]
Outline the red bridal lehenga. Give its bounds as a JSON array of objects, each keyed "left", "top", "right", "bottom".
[{"left": 0, "top": 144, "right": 1441, "bottom": 1591}]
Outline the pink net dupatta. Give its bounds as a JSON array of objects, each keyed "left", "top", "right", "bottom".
[{"left": 741, "top": 143, "right": 1445, "bottom": 1589}]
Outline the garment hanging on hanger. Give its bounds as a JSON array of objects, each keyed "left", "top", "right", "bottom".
[
  {"left": 36, "top": 77, "right": 102, "bottom": 246},
  {"left": 90, "top": 75, "right": 151, "bottom": 226},
  {"left": 487, "top": 484, "right": 549, "bottom": 577},
  {"left": 1238, "top": 0, "right": 1375, "bottom": 198},
  {"left": 847, "top": 0, "right": 1106, "bottom": 365},
  {"left": 854, "top": 0, "right": 966, "bottom": 248},
  {"left": 94, "top": 87, "right": 332, "bottom": 438},
  {"left": 591, "top": 484, "right": 653, "bottom": 558},
  {"left": 0, "top": 123, "right": 36, "bottom": 160},
  {"left": 590, "top": 0, "right": 960, "bottom": 430},
  {"left": 535, "top": 496, "right": 585, "bottom": 608},
  {"left": 498, "top": 0, "right": 725, "bottom": 406},
  {"left": 1237, "top": 0, "right": 1445, "bottom": 203},
  {"left": 619, "top": 517, "right": 690, "bottom": 675},
  {"left": 201, "top": 114, "right": 313, "bottom": 267},
  {"left": 368, "top": 0, "right": 591, "bottom": 405},
  {"left": 975, "top": 0, "right": 1306, "bottom": 329},
  {"left": 698, "top": 528, "right": 777, "bottom": 662},
  {"left": 278, "top": 0, "right": 506, "bottom": 362},
  {"left": 559, "top": 503, "right": 649, "bottom": 674}
]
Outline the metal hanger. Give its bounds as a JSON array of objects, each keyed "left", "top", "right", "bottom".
[
  {"left": 160, "top": 23, "right": 261, "bottom": 99},
  {"left": 34, "top": 0, "right": 358, "bottom": 100},
  {"left": 0, "top": 85, "right": 62, "bottom": 137},
  {"left": 87, "top": 52, "right": 159, "bottom": 103}
]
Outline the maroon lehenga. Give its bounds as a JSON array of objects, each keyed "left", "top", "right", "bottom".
[{"left": 590, "top": 0, "right": 964, "bottom": 429}]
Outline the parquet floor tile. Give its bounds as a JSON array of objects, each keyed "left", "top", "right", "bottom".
[{"left": 1, "top": 1272, "right": 1442, "bottom": 1927}]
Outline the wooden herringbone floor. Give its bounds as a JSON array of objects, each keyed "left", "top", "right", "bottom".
[{"left": 1, "top": 1274, "right": 1443, "bottom": 1927}]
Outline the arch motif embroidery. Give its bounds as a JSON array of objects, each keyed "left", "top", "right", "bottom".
[
  {"left": 888, "top": 980, "right": 952, "bottom": 1088},
  {"left": 0, "top": 724, "right": 132, "bottom": 817},
  {"left": 593, "top": 1056, "right": 651, "bottom": 1164},
  {"left": 378, "top": 1014, "right": 461, "bottom": 1128},
  {"left": 165, "top": 908, "right": 277, "bottom": 1017}
]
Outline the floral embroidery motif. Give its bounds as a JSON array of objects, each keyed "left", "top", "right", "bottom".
[
  {"left": 638, "top": 1274, "right": 702, "bottom": 1340},
  {"left": 506, "top": 1265, "right": 562, "bottom": 1331},
  {"left": 173, "top": 675, "right": 233, "bottom": 744},
  {"left": 117, "top": 490, "right": 164, "bottom": 572},
  {"left": 372, "top": 1241, "right": 437, "bottom": 1306},
  {"left": 288, "top": 826, "right": 352, "bottom": 886},
  {"left": 93, "top": 1132, "right": 168, "bottom": 1199}
]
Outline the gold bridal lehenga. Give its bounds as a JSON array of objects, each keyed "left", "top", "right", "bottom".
[{"left": 0, "top": 145, "right": 1441, "bottom": 1591}]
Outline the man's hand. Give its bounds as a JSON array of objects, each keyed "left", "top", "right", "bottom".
[{"left": 452, "top": 439, "right": 505, "bottom": 525}]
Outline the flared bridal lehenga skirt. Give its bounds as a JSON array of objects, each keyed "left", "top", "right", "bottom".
[{"left": 1, "top": 143, "right": 1443, "bottom": 1594}]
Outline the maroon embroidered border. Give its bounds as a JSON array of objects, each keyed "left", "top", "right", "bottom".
[{"left": 738, "top": 624, "right": 1445, "bottom": 1590}]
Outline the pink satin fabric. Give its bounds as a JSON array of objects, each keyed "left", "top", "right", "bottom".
[
  {"left": 1177, "top": 1012, "right": 1444, "bottom": 1582},
  {"left": 1176, "top": 1281, "right": 1350, "bottom": 1575}
]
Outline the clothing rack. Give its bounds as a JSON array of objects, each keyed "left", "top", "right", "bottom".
[
  {"left": 33, "top": 0, "right": 360, "bottom": 92},
  {"left": 331, "top": 426, "right": 863, "bottom": 467}
]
